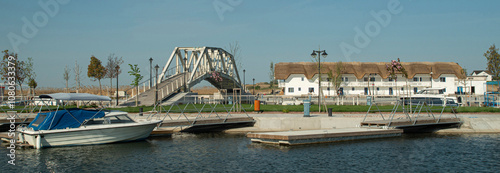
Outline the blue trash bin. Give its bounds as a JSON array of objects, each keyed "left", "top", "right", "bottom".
[
  {"left": 367, "top": 96, "right": 372, "bottom": 106},
  {"left": 303, "top": 100, "right": 311, "bottom": 117}
]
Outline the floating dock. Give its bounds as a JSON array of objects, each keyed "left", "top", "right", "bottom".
[{"left": 247, "top": 128, "right": 403, "bottom": 145}]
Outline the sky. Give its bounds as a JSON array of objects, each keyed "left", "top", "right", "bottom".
[{"left": 1, "top": 0, "right": 499, "bottom": 89}]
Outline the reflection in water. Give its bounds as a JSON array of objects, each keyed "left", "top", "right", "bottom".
[{"left": 1, "top": 133, "right": 499, "bottom": 172}]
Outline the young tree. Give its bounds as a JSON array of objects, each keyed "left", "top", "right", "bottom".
[
  {"left": 87, "top": 56, "right": 107, "bottom": 95},
  {"left": 63, "top": 65, "right": 70, "bottom": 92},
  {"left": 269, "top": 61, "right": 274, "bottom": 88},
  {"left": 485, "top": 44, "right": 500, "bottom": 80},
  {"left": 227, "top": 41, "right": 242, "bottom": 70},
  {"left": 327, "top": 61, "right": 344, "bottom": 95},
  {"left": 74, "top": 60, "right": 82, "bottom": 92},
  {"left": 105, "top": 53, "right": 124, "bottom": 94},
  {"left": 28, "top": 78, "right": 37, "bottom": 96},
  {"left": 386, "top": 58, "right": 408, "bottom": 96},
  {"left": 128, "top": 64, "right": 143, "bottom": 106}
]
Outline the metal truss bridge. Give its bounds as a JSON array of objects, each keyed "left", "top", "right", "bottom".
[{"left": 121, "top": 47, "right": 243, "bottom": 106}]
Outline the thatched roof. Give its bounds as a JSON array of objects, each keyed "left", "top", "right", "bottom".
[{"left": 274, "top": 62, "right": 465, "bottom": 80}]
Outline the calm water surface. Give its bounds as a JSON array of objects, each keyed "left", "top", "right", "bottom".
[{"left": 1, "top": 133, "right": 499, "bottom": 172}]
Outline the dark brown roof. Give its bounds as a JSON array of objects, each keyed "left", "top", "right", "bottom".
[{"left": 275, "top": 62, "right": 465, "bottom": 80}]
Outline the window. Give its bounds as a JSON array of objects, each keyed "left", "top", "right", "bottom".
[
  {"left": 413, "top": 77, "right": 418, "bottom": 82},
  {"left": 327, "top": 87, "right": 330, "bottom": 91},
  {"left": 364, "top": 88, "right": 368, "bottom": 95},
  {"left": 370, "top": 77, "right": 375, "bottom": 82},
  {"left": 376, "top": 87, "right": 380, "bottom": 91},
  {"left": 388, "top": 78, "right": 394, "bottom": 81},
  {"left": 342, "top": 77, "right": 349, "bottom": 82},
  {"left": 352, "top": 87, "right": 355, "bottom": 91},
  {"left": 298, "top": 87, "right": 301, "bottom": 91},
  {"left": 301, "top": 77, "right": 304, "bottom": 81},
  {"left": 401, "top": 87, "right": 404, "bottom": 91},
  {"left": 308, "top": 87, "right": 315, "bottom": 93},
  {"left": 414, "top": 87, "right": 418, "bottom": 94},
  {"left": 364, "top": 77, "right": 369, "bottom": 82},
  {"left": 440, "top": 77, "right": 446, "bottom": 82},
  {"left": 288, "top": 87, "right": 294, "bottom": 93},
  {"left": 389, "top": 88, "right": 393, "bottom": 95}
]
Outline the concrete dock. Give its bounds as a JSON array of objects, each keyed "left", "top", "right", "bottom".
[{"left": 247, "top": 128, "right": 403, "bottom": 145}]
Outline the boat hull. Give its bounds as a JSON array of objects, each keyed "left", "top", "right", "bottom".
[{"left": 19, "top": 121, "right": 160, "bottom": 148}]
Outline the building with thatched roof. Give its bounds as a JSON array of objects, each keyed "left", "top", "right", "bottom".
[{"left": 274, "top": 62, "right": 480, "bottom": 96}]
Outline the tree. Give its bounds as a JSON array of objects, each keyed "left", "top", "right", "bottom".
[
  {"left": 485, "top": 44, "right": 500, "bottom": 80},
  {"left": 1, "top": 50, "right": 28, "bottom": 100},
  {"left": 87, "top": 56, "right": 107, "bottom": 95},
  {"left": 269, "top": 61, "right": 275, "bottom": 88},
  {"left": 128, "top": 64, "right": 143, "bottom": 106},
  {"left": 105, "top": 53, "right": 124, "bottom": 95},
  {"left": 327, "top": 61, "right": 344, "bottom": 95},
  {"left": 28, "top": 78, "right": 37, "bottom": 96},
  {"left": 227, "top": 41, "right": 242, "bottom": 70},
  {"left": 63, "top": 65, "right": 70, "bottom": 92},
  {"left": 386, "top": 58, "right": 408, "bottom": 96},
  {"left": 74, "top": 60, "right": 82, "bottom": 92}
]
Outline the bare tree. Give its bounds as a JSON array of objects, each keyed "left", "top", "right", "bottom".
[
  {"left": 269, "top": 61, "right": 274, "bottom": 88},
  {"left": 74, "top": 60, "right": 82, "bottom": 92},
  {"left": 105, "top": 53, "right": 124, "bottom": 95},
  {"left": 63, "top": 65, "right": 70, "bottom": 92},
  {"left": 227, "top": 41, "right": 242, "bottom": 70}
]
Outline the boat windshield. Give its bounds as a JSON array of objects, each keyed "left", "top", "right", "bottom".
[{"left": 85, "top": 115, "right": 135, "bottom": 125}]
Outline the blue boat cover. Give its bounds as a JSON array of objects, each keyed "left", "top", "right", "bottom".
[{"left": 28, "top": 108, "right": 105, "bottom": 131}]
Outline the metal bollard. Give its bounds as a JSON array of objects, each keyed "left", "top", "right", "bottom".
[
  {"left": 139, "top": 107, "right": 143, "bottom": 116},
  {"left": 328, "top": 108, "right": 333, "bottom": 117}
]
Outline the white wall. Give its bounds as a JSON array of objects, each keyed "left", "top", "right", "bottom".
[{"left": 280, "top": 73, "right": 466, "bottom": 96}]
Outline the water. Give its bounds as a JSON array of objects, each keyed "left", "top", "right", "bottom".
[{"left": 1, "top": 133, "right": 499, "bottom": 172}]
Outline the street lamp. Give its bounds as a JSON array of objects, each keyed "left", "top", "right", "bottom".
[
  {"left": 115, "top": 65, "right": 120, "bottom": 106},
  {"left": 243, "top": 69, "right": 246, "bottom": 92},
  {"left": 155, "top": 64, "right": 159, "bottom": 105},
  {"left": 184, "top": 57, "right": 188, "bottom": 92},
  {"left": 311, "top": 49, "right": 328, "bottom": 112},
  {"left": 253, "top": 78, "right": 255, "bottom": 95},
  {"left": 149, "top": 57, "right": 153, "bottom": 88}
]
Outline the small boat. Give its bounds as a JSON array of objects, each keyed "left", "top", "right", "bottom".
[
  {"left": 400, "top": 88, "right": 458, "bottom": 106},
  {"left": 17, "top": 93, "right": 161, "bottom": 149}
]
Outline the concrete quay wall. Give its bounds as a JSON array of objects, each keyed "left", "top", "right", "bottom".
[{"left": 227, "top": 113, "right": 500, "bottom": 133}]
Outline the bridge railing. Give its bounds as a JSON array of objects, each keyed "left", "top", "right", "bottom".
[{"left": 120, "top": 68, "right": 178, "bottom": 103}]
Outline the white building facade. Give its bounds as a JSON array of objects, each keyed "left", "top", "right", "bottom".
[{"left": 275, "top": 62, "right": 486, "bottom": 97}]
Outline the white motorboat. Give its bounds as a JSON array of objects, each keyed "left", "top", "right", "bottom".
[
  {"left": 17, "top": 93, "right": 161, "bottom": 149},
  {"left": 400, "top": 88, "right": 458, "bottom": 106}
]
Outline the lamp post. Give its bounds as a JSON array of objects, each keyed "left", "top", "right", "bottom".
[
  {"left": 184, "top": 57, "right": 188, "bottom": 92},
  {"left": 155, "top": 64, "right": 159, "bottom": 105},
  {"left": 149, "top": 57, "right": 153, "bottom": 88},
  {"left": 311, "top": 49, "right": 328, "bottom": 112},
  {"left": 253, "top": 78, "right": 255, "bottom": 95},
  {"left": 115, "top": 65, "right": 119, "bottom": 106},
  {"left": 243, "top": 69, "right": 246, "bottom": 92}
]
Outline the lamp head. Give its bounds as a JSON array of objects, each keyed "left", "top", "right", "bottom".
[
  {"left": 310, "top": 51, "right": 317, "bottom": 58},
  {"left": 321, "top": 51, "right": 328, "bottom": 58}
]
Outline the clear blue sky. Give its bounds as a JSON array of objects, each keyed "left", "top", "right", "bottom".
[{"left": 1, "top": 0, "right": 499, "bottom": 88}]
